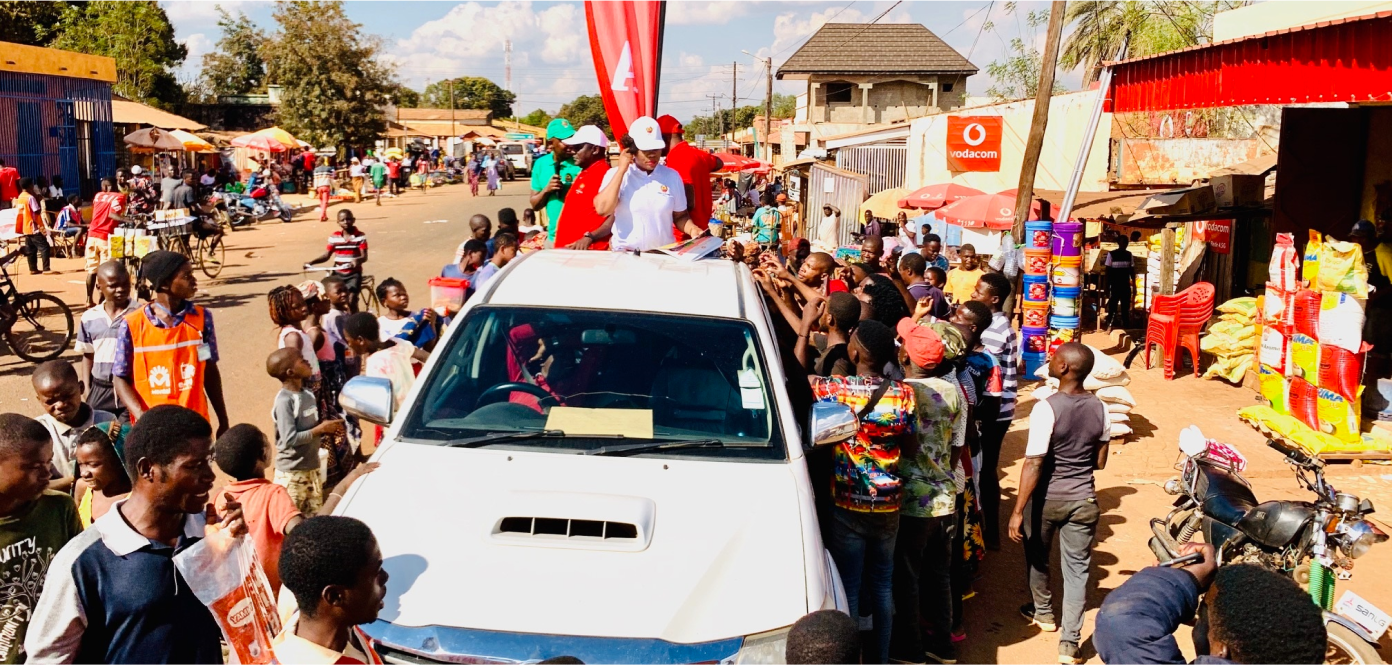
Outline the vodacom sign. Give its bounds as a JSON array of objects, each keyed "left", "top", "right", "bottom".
[
  {"left": 585, "top": 0, "right": 665, "bottom": 140},
  {"left": 946, "top": 116, "right": 1003, "bottom": 172}
]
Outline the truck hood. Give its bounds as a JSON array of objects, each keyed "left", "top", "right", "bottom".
[{"left": 339, "top": 441, "right": 811, "bottom": 644}]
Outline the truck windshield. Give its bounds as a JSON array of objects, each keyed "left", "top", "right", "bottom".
[{"left": 400, "top": 306, "right": 785, "bottom": 460}]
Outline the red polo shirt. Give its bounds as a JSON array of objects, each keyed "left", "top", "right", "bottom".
[
  {"left": 554, "top": 160, "right": 611, "bottom": 251},
  {"left": 663, "top": 141, "right": 724, "bottom": 229},
  {"left": 0, "top": 167, "right": 18, "bottom": 202}
]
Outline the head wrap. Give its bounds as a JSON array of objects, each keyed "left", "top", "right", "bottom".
[{"left": 139, "top": 250, "right": 190, "bottom": 292}]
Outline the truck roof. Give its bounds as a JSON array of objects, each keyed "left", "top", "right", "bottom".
[{"left": 482, "top": 250, "right": 748, "bottom": 319}]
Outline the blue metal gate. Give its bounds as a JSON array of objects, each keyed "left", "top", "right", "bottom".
[{"left": 0, "top": 71, "right": 114, "bottom": 198}]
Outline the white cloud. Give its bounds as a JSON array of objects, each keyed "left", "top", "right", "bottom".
[
  {"left": 175, "top": 32, "right": 214, "bottom": 82},
  {"left": 667, "top": 1, "right": 750, "bottom": 26},
  {"left": 161, "top": 1, "right": 252, "bottom": 29}
]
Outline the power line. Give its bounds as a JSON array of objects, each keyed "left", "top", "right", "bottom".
[
  {"left": 829, "top": 1, "right": 903, "bottom": 49},
  {"left": 941, "top": 1, "right": 993, "bottom": 39},
  {"left": 967, "top": 0, "right": 995, "bottom": 61}
]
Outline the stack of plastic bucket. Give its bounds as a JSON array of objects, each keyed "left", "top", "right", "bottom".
[
  {"left": 1021, "top": 220, "right": 1054, "bottom": 376},
  {"left": 1048, "top": 314, "right": 1081, "bottom": 356},
  {"left": 1045, "top": 220, "right": 1085, "bottom": 356}
]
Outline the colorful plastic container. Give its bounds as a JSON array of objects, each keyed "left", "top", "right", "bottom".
[
  {"left": 1052, "top": 285, "right": 1082, "bottom": 316},
  {"left": 1051, "top": 255, "right": 1082, "bottom": 288},
  {"left": 1022, "top": 300, "right": 1050, "bottom": 328},
  {"left": 1047, "top": 314, "right": 1080, "bottom": 356},
  {"left": 1024, "top": 248, "right": 1051, "bottom": 276},
  {"left": 428, "top": 277, "right": 470, "bottom": 315},
  {"left": 1022, "top": 325, "right": 1049, "bottom": 355},
  {"left": 1051, "top": 221, "right": 1084, "bottom": 257},
  {"left": 1023, "top": 351, "right": 1048, "bottom": 377},
  {"left": 1025, "top": 220, "right": 1053, "bottom": 249},
  {"left": 1023, "top": 274, "right": 1050, "bottom": 303}
]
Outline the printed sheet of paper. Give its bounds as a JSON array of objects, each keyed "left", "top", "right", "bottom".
[{"left": 545, "top": 407, "right": 654, "bottom": 439}]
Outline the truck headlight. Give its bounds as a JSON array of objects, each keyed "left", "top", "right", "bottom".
[{"left": 728, "top": 626, "right": 791, "bottom": 664}]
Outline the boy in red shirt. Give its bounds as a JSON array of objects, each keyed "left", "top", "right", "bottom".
[
  {"left": 86, "top": 178, "right": 125, "bottom": 307},
  {"left": 555, "top": 125, "right": 613, "bottom": 251}
]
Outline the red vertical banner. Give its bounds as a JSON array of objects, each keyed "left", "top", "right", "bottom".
[{"left": 585, "top": 0, "right": 666, "bottom": 140}]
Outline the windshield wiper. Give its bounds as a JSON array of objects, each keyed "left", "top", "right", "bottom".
[
  {"left": 443, "top": 429, "right": 569, "bottom": 448},
  {"left": 583, "top": 439, "right": 726, "bottom": 457}
]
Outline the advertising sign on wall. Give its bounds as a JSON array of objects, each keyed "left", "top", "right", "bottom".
[{"left": 946, "top": 116, "right": 1003, "bottom": 172}]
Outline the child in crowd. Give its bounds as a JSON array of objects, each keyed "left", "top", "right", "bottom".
[
  {"left": 342, "top": 313, "right": 419, "bottom": 453},
  {"left": 375, "top": 278, "right": 440, "bottom": 350},
  {"left": 72, "top": 421, "right": 131, "bottom": 528},
  {"left": 0, "top": 413, "right": 82, "bottom": 663},
  {"left": 274, "top": 516, "right": 388, "bottom": 664},
  {"left": 785, "top": 610, "right": 859, "bottom": 665},
  {"left": 32, "top": 360, "right": 116, "bottom": 492},
  {"left": 268, "top": 348, "right": 344, "bottom": 515},
  {"left": 473, "top": 232, "right": 519, "bottom": 293},
  {"left": 306, "top": 209, "right": 368, "bottom": 312},
  {"left": 463, "top": 214, "right": 493, "bottom": 259},
  {"left": 923, "top": 266, "right": 951, "bottom": 319},
  {"left": 214, "top": 424, "right": 303, "bottom": 595},
  {"left": 77, "top": 261, "right": 138, "bottom": 418},
  {"left": 944, "top": 243, "right": 983, "bottom": 304},
  {"left": 317, "top": 275, "right": 358, "bottom": 486},
  {"left": 270, "top": 285, "right": 321, "bottom": 382},
  {"left": 973, "top": 272, "right": 1019, "bottom": 551}
]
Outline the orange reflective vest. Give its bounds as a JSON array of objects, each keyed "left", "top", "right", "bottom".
[
  {"left": 13, "top": 192, "right": 37, "bottom": 235},
  {"left": 127, "top": 304, "right": 209, "bottom": 421}
]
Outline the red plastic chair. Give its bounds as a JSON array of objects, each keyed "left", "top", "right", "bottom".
[{"left": 1144, "top": 282, "right": 1216, "bottom": 379}]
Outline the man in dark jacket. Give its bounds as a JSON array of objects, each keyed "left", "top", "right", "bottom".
[{"left": 1095, "top": 543, "right": 1327, "bottom": 664}]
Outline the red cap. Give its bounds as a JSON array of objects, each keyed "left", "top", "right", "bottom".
[
  {"left": 657, "top": 115, "right": 683, "bottom": 134},
  {"left": 896, "top": 318, "right": 945, "bottom": 369}
]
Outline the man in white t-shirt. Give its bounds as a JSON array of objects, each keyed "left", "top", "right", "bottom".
[{"left": 586, "top": 116, "right": 704, "bottom": 252}]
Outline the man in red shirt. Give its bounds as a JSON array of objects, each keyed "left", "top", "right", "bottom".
[
  {"left": 384, "top": 158, "right": 401, "bottom": 196},
  {"left": 555, "top": 125, "right": 613, "bottom": 251},
  {"left": 86, "top": 177, "right": 126, "bottom": 307},
  {"left": 0, "top": 159, "right": 18, "bottom": 209},
  {"left": 658, "top": 115, "right": 724, "bottom": 236}
]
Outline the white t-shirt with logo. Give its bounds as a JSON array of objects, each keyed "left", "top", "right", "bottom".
[{"left": 601, "top": 163, "right": 689, "bottom": 252}]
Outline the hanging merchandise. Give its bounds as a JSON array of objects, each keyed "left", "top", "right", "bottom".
[
  {"left": 1318, "top": 239, "right": 1370, "bottom": 298},
  {"left": 1269, "top": 232, "right": 1300, "bottom": 292}
]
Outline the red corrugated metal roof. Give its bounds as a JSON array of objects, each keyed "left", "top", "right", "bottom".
[{"left": 1104, "top": 10, "right": 1392, "bottom": 67}]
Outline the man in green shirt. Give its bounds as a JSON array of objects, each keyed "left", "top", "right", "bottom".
[
  {"left": 530, "top": 118, "right": 582, "bottom": 244},
  {"left": 0, "top": 413, "right": 82, "bottom": 663},
  {"left": 368, "top": 159, "right": 388, "bottom": 206}
]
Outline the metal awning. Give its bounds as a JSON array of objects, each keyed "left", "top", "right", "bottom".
[{"left": 1106, "top": 10, "right": 1392, "bottom": 112}]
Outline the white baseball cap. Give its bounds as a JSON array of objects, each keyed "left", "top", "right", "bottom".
[
  {"left": 627, "top": 116, "right": 665, "bottom": 151},
  {"left": 130, "top": 165, "right": 143, "bottom": 175},
  {"left": 562, "top": 125, "right": 610, "bottom": 149}
]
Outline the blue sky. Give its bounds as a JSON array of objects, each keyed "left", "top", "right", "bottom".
[{"left": 161, "top": 0, "right": 1078, "bottom": 122}]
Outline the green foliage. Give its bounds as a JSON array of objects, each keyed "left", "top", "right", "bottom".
[
  {"left": 772, "top": 93, "right": 796, "bottom": 119},
  {"left": 50, "top": 1, "right": 187, "bottom": 106},
  {"left": 983, "top": 3, "right": 1064, "bottom": 102},
  {"left": 1061, "top": 1, "right": 1251, "bottom": 84},
  {"left": 421, "top": 77, "right": 515, "bottom": 118},
  {"left": 0, "top": 1, "right": 74, "bottom": 46},
  {"left": 388, "top": 85, "right": 421, "bottom": 108},
  {"left": 556, "top": 95, "right": 610, "bottom": 135},
  {"left": 262, "top": 1, "right": 395, "bottom": 155},
  {"left": 518, "top": 109, "right": 553, "bottom": 128},
  {"left": 199, "top": 9, "right": 268, "bottom": 97}
]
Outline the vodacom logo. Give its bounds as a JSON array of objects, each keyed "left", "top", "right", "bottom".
[{"left": 962, "top": 122, "right": 987, "bottom": 147}]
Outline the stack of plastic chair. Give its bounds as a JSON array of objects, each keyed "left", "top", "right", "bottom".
[{"left": 1144, "top": 282, "right": 1216, "bottom": 379}]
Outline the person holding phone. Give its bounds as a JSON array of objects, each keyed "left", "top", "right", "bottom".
[{"left": 586, "top": 117, "right": 703, "bottom": 252}]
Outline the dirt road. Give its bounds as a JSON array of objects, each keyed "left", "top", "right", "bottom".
[{"left": 4, "top": 182, "right": 1390, "bottom": 663}]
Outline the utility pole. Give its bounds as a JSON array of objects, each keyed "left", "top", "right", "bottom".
[
  {"left": 504, "top": 40, "right": 513, "bottom": 92},
  {"left": 1011, "top": 0, "right": 1066, "bottom": 239},
  {"left": 706, "top": 93, "right": 724, "bottom": 147},
  {"left": 730, "top": 61, "right": 738, "bottom": 150},
  {"left": 764, "top": 57, "right": 772, "bottom": 163}
]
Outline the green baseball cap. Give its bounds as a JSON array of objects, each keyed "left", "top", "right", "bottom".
[{"left": 546, "top": 118, "right": 577, "bottom": 141}]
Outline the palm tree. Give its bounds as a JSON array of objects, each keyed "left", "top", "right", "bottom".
[{"left": 1061, "top": 1, "right": 1143, "bottom": 85}]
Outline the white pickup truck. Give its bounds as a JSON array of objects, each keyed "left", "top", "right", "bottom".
[
  {"left": 499, "top": 141, "right": 533, "bottom": 177},
  {"left": 336, "top": 250, "right": 854, "bottom": 664}
]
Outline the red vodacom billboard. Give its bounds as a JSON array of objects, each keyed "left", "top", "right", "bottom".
[
  {"left": 946, "top": 116, "right": 1003, "bottom": 172},
  {"left": 585, "top": 1, "right": 666, "bottom": 141}
]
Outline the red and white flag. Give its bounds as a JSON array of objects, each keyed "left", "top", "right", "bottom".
[{"left": 585, "top": 0, "right": 666, "bottom": 140}]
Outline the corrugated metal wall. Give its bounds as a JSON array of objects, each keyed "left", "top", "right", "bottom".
[
  {"left": 805, "top": 164, "right": 867, "bottom": 248},
  {"left": 836, "top": 145, "right": 907, "bottom": 195},
  {"left": 0, "top": 72, "right": 114, "bottom": 198}
]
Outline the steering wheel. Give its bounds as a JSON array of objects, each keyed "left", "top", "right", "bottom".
[{"left": 474, "top": 382, "right": 554, "bottom": 410}]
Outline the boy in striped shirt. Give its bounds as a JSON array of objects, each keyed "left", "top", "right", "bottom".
[
  {"left": 306, "top": 210, "right": 368, "bottom": 312},
  {"left": 971, "top": 272, "right": 1019, "bottom": 550}
]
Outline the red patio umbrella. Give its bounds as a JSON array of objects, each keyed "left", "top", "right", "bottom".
[
  {"left": 231, "top": 133, "right": 289, "bottom": 152},
  {"left": 715, "top": 152, "right": 755, "bottom": 172},
  {"left": 897, "top": 183, "right": 985, "bottom": 210},
  {"left": 936, "top": 192, "right": 1042, "bottom": 230}
]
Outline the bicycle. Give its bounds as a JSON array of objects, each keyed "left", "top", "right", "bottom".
[
  {"left": 0, "top": 250, "right": 74, "bottom": 363},
  {"left": 150, "top": 212, "right": 226, "bottom": 279},
  {"left": 304, "top": 266, "right": 379, "bottom": 315}
]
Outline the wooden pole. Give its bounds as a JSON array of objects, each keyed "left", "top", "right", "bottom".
[
  {"left": 1160, "top": 223, "right": 1178, "bottom": 295},
  {"left": 1011, "top": 0, "right": 1066, "bottom": 239}
]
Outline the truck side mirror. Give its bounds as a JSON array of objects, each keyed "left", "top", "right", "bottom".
[
  {"left": 340, "top": 376, "right": 394, "bottom": 426},
  {"left": 809, "top": 402, "right": 858, "bottom": 447}
]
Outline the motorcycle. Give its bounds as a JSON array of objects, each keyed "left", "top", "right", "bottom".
[
  {"left": 1151, "top": 426, "right": 1389, "bottom": 663},
  {"left": 226, "top": 186, "right": 292, "bottom": 226}
]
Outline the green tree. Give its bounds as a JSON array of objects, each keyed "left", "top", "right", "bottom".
[
  {"left": 1061, "top": 1, "right": 1250, "bottom": 85},
  {"left": 199, "top": 8, "right": 267, "bottom": 97},
  {"left": 557, "top": 95, "right": 610, "bottom": 135},
  {"left": 518, "top": 108, "right": 552, "bottom": 128},
  {"left": 772, "top": 93, "right": 797, "bottom": 119},
  {"left": 261, "top": 1, "right": 395, "bottom": 155},
  {"left": 51, "top": 1, "right": 187, "bottom": 106},
  {"left": 0, "top": 1, "right": 75, "bottom": 46},
  {"left": 421, "top": 77, "right": 515, "bottom": 118},
  {"left": 387, "top": 84, "right": 420, "bottom": 108},
  {"left": 983, "top": 5, "right": 1064, "bottom": 102}
]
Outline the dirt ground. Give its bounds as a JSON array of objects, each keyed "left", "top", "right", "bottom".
[{"left": 4, "top": 182, "right": 1391, "bottom": 663}]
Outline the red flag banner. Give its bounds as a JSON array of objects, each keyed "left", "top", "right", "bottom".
[{"left": 585, "top": 0, "right": 665, "bottom": 140}]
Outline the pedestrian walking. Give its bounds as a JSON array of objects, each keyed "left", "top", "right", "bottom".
[
  {"left": 306, "top": 209, "right": 369, "bottom": 312},
  {"left": 14, "top": 178, "right": 50, "bottom": 274},
  {"left": 314, "top": 157, "right": 334, "bottom": 222},
  {"left": 468, "top": 154, "right": 481, "bottom": 196},
  {"left": 1010, "top": 342, "right": 1111, "bottom": 665},
  {"left": 484, "top": 153, "right": 501, "bottom": 196}
]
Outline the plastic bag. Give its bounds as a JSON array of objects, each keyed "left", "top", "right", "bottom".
[
  {"left": 1095, "top": 385, "right": 1136, "bottom": 407},
  {"left": 1317, "top": 387, "right": 1362, "bottom": 443},
  {"left": 1319, "top": 291, "right": 1366, "bottom": 354},
  {"left": 1217, "top": 297, "right": 1258, "bottom": 320},
  {"left": 1110, "top": 423, "right": 1133, "bottom": 439},
  {"left": 1258, "top": 365, "right": 1286, "bottom": 412},
  {"left": 1288, "top": 333, "right": 1319, "bottom": 382},
  {"left": 1318, "top": 342, "right": 1368, "bottom": 402},
  {"left": 1108, "top": 411, "right": 1130, "bottom": 425},
  {"left": 1203, "top": 354, "right": 1252, "bottom": 384},
  {"left": 1286, "top": 377, "right": 1321, "bottom": 433},
  {"left": 1303, "top": 230, "right": 1322, "bottom": 286},
  {"left": 1259, "top": 327, "right": 1289, "bottom": 374},
  {"left": 1318, "top": 239, "right": 1370, "bottom": 298},
  {"left": 174, "top": 530, "right": 282, "bottom": 664},
  {"left": 1262, "top": 284, "right": 1294, "bottom": 334},
  {"left": 1291, "top": 289, "right": 1321, "bottom": 339},
  {"left": 1105, "top": 401, "right": 1132, "bottom": 414},
  {"left": 1270, "top": 233, "right": 1300, "bottom": 292}
]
